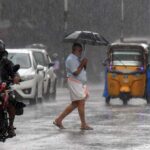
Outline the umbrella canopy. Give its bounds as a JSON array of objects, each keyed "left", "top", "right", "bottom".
[{"left": 64, "top": 31, "right": 109, "bottom": 46}]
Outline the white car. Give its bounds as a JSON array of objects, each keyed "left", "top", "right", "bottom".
[
  {"left": 31, "top": 49, "right": 57, "bottom": 100},
  {"left": 7, "top": 48, "right": 44, "bottom": 105}
]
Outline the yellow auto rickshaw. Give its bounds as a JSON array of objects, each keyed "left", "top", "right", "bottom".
[{"left": 103, "top": 42, "right": 150, "bottom": 105}]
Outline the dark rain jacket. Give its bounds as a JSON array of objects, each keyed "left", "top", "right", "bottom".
[{"left": 0, "top": 50, "right": 15, "bottom": 82}]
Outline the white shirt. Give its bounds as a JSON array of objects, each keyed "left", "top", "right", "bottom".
[{"left": 65, "top": 53, "right": 87, "bottom": 84}]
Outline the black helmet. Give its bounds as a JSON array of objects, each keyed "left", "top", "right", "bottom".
[{"left": 0, "top": 40, "right": 5, "bottom": 51}]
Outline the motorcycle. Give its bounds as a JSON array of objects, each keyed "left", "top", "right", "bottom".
[{"left": 0, "top": 64, "right": 26, "bottom": 142}]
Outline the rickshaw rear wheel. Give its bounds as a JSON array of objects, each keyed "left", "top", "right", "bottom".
[
  {"left": 105, "top": 97, "right": 110, "bottom": 105},
  {"left": 146, "top": 96, "right": 150, "bottom": 104}
]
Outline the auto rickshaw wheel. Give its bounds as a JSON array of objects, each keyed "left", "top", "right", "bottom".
[
  {"left": 120, "top": 92, "right": 130, "bottom": 105},
  {"left": 146, "top": 96, "right": 150, "bottom": 104},
  {"left": 122, "top": 99, "right": 128, "bottom": 105},
  {"left": 105, "top": 97, "right": 110, "bottom": 105}
]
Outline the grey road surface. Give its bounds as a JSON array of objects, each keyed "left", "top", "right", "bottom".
[{"left": 1, "top": 84, "right": 150, "bottom": 150}]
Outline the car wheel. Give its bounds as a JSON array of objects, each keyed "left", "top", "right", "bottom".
[
  {"left": 44, "top": 80, "right": 51, "bottom": 100},
  {"left": 29, "top": 86, "right": 38, "bottom": 105},
  {"left": 38, "top": 82, "right": 44, "bottom": 103},
  {"left": 38, "top": 97, "right": 43, "bottom": 103},
  {"left": 29, "top": 95, "right": 38, "bottom": 105},
  {"left": 50, "top": 78, "right": 57, "bottom": 100}
]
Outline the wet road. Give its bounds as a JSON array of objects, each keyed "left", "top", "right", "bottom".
[{"left": 1, "top": 84, "right": 150, "bottom": 150}]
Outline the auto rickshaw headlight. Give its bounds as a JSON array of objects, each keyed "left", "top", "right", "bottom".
[
  {"left": 109, "top": 65, "right": 112, "bottom": 71},
  {"left": 112, "top": 73, "right": 117, "bottom": 78},
  {"left": 109, "top": 65, "right": 115, "bottom": 71},
  {"left": 136, "top": 66, "right": 144, "bottom": 72},
  {"left": 140, "top": 66, "right": 144, "bottom": 72}
]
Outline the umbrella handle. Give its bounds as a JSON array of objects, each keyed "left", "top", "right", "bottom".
[{"left": 82, "top": 44, "right": 86, "bottom": 58}]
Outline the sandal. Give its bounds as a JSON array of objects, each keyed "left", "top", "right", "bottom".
[
  {"left": 80, "top": 125, "right": 93, "bottom": 130},
  {"left": 53, "top": 121, "right": 65, "bottom": 129}
]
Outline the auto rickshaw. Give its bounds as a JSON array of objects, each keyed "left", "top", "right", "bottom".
[{"left": 103, "top": 42, "right": 150, "bottom": 105}]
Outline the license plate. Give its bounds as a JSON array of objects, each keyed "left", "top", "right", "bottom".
[
  {"left": 124, "top": 75, "right": 128, "bottom": 78},
  {"left": 123, "top": 79, "right": 129, "bottom": 83}
]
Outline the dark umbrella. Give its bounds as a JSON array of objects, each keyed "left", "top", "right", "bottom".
[
  {"left": 64, "top": 31, "right": 109, "bottom": 56},
  {"left": 64, "top": 31, "right": 109, "bottom": 46}
]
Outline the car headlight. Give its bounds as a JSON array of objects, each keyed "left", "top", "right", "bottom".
[
  {"left": 47, "top": 74, "right": 50, "bottom": 78},
  {"left": 21, "top": 75, "right": 35, "bottom": 81}
]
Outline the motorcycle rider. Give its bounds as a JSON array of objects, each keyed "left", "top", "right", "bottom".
[{"left": 0, "top": 40, "right": 20, "bottom": 137}]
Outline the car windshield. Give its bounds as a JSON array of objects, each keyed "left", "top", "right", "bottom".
[
  {"left": 111, "top": 48, "right": 144, "bottom": 66},
  {"left": 33, "top": 52, "right": 47, "bottom": 66},
  {"left": 8, "top": 53, "right": 31, "bottom": 68}
]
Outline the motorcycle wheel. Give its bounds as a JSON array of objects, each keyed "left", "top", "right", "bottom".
[{"left": 0, "top": 110, "right": 9, "bottom": 142}]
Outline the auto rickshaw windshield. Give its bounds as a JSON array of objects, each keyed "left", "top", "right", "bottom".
[{"left": 110, "top": 46, "right": 144, "bottom": 66}]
